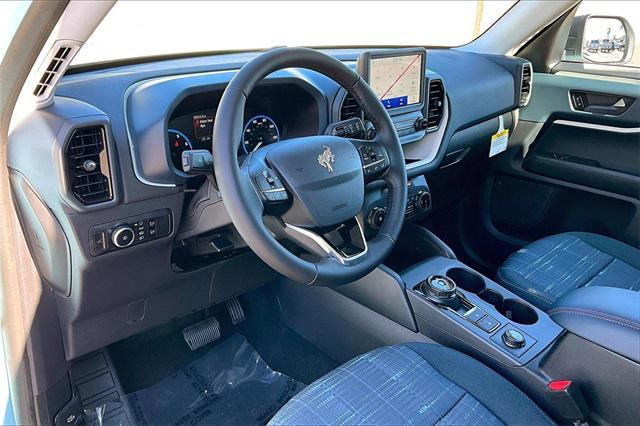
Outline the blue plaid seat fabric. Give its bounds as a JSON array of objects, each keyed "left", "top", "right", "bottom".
[
  {"left": 497, "top": 233, "right": 640, "bottom": 311},
  {"left": 269, "top": 344, "right": 552, "bottom": 425}
]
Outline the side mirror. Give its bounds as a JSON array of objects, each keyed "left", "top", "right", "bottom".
[{"left": 565, "top": 15, "right": 635, "bottom": 65}]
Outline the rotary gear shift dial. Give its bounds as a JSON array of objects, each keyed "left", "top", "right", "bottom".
[{"left": 421, "top": 275, "right": 460, "bottom": 309}]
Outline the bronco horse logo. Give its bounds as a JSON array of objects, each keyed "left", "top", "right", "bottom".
[{"left": 317, "top": 145, "right": 335, "bottom": 173}]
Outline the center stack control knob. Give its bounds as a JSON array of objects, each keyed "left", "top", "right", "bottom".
[
  {"left": 112, "top": 226, "right": 135, "bottom": 248},
  {"left": 415, "top": 117, "right": 429, "bottom": 131}
]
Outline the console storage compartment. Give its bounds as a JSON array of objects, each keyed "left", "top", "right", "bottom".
[
  {"left": 548, "top": 286, "right": 640, "bottom": 363},
  {"left": 540, "top": 287, "right": 640, "bottom": 426}
]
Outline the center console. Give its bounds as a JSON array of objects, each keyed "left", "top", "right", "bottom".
[{"left": 402, "top": 256, "right": 562, "bottom": 366}]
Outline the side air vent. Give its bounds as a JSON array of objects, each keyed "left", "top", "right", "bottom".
[
  {"left": 65, "top": 126, "right": 113, "bottom": 205},
  {"left": 340, "top": 93, "right": 363, "bottom": 121},
  {"left": 33, "top": 46, "right": 72, "bottom": 97},
  {"left": 32, "top": 41, "right": 81, "bottom": 108},
  {"left": 427, "top": 79, "right": 445, "bottom": 130},
  {"left": 519, "top": 63, "right": 532, "bottom": 107}
]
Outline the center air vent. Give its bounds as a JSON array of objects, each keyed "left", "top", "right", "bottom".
[
  {"left": 65, "top": 126, "right": 113, "bottom": 205},
  {"left": 340, "top": 93, "right": 363, "bottom": 121},
  {"left": 519, "top": 63, "right": 532, "bottom": 106},
  {"left": 427, "top": 79, "right": 445, "bottom": 130}
]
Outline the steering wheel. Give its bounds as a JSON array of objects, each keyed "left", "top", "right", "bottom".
[{"left": 212, "top": 47, "right": 407, "bottom": 286}]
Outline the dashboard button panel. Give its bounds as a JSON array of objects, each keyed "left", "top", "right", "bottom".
[{"left": 90, "top": 209, "right": 172, "bottom": 256}]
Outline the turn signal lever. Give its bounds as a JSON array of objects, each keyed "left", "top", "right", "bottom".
[
  {"left": 181, "top": 149, "right": 217, "bottom": 189},
  {"left": 182, "top": 149, "right": 213, "bottom": 175}
]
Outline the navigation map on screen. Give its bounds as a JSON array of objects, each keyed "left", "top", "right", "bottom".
[{"left": 369, "top": 54, "right": 422, "bottom": 109}]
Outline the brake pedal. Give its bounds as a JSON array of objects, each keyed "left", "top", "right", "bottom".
[
  {"left": 182, "top": 317, "right": 221, "bottom": 351},
  {"left": 226, "top": 297, "right": 246, "bottom": 325}
]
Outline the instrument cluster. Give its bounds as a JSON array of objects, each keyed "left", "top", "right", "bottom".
[{"left": 166, "top": 84, "right": 321, "bottom": 171}]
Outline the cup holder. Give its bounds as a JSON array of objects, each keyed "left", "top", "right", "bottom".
[
  {"left": 446, "top": 268, "right": 485, "bottom": 294},
  {"left": 499, "top": 299, "right": 538, "bottom": 325},
  {"left": 478, "top": 289, "right": 504, "bottom": 311}
]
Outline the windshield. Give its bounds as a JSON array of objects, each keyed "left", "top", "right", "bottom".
[{"left": 73, "top": 0, "right": 516, "bottom": 66}]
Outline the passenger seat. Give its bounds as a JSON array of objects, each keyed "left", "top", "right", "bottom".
[{"left": 496, "top": 232, "right": 640, "bottom": 311}]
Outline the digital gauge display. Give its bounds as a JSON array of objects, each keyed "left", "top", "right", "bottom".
[{"left": 193, "top": 113, "right": 215, "bottom": 142}]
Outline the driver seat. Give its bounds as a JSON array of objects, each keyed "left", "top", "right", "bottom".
[{"left": 269, "top": 343, "right": 553, "bottom": 425}]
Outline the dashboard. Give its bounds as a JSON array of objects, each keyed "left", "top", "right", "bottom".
[
  {"left": 166, "top": 83, "right": 321, "bottom": 169},
  {"left": 7, "top": 48, "right": 531, "bottom": 359}
]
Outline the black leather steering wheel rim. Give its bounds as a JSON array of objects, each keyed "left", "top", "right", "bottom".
[{"left": 212, "top": 47, "right": 407, "bottom": 286}]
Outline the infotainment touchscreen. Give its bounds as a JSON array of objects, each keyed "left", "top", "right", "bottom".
[{"left": 359, "top": 49, "right": 426, "bottom": 111}]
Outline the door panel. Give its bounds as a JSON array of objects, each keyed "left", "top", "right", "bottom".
[
  {"left": 523, "top": 120, "right": 640, "bottom": 197},
  {"left": 479, "top": 71, "right": 640, "bottom": 261}
]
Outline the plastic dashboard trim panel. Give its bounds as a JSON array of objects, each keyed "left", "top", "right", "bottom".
[{"left": 124, "top": 69, "right": 329, "bottom": 187}]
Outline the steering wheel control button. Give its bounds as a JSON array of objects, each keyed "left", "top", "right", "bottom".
[
  {"left": 358, "top": 144, "right": 389, "bottom": 178},
  {"left": 256, "top": 169, "right": 288, "bottom": 203},
  {"left": 112, "top": 226, "right": 135, "bottom": 248},
  {"left": 502, "top": 329, "right": 526, "bottom": 349},
  {"left": 477, "top": 315, "right": 500, "bottom": 333}
]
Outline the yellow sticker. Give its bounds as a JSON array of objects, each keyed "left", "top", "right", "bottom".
[{"left": 489, "top": 129, "right": 509, "bottom": 157}]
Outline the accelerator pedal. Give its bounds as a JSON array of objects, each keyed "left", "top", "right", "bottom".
[
  {"left": 182, "top": 317, "right": 221, "bottom": 351},
  {"left": 226, "top": 297, "right": 246, "bottom": 325}
]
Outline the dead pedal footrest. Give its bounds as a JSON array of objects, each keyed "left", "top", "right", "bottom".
[{"left": 182, "top": 317, "right": 221, "bottom": 351}]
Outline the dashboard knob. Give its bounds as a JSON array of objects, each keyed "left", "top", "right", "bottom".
[
  {"left": 415, "top": 117, "right": 429, "bottom": 131},
  {"left": 367, "top": 207, "right": 386, "bottom": 230},
  {"left": 417, "top": 191, "right": 431, "bottom": 211},
  {"left": 112, "top": 226, "right": 135, "bottom": 248},
  {"left": 502, "top": 329, "right": 526, "bottom": 349}
]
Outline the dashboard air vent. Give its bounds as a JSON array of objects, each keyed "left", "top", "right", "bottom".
[
  {"left": 32, "top": 41, "right": 81, "bottom": 108},
  {"left": 33, "top": 46, "right": 72, "bottom": 97},
  {"left": 427, "top": 79, "right": 445, "bottom": 130},
  {"left": 340, "top": 93, "right": 363, "bottom": 121},
  {"left": 65, "top": 126, "right": 113, "bottom": 205},
  {"left": 519, "top": 63, "right": 532, "bottom": 106}
]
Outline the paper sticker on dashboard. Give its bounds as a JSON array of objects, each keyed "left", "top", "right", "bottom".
[{"left": 489, "top": 129, "right": 509, "bottom": 157}]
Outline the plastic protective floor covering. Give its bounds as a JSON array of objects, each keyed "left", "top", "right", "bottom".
[{"left": 83, "top": 334, "right": 304, "bottom": 425}]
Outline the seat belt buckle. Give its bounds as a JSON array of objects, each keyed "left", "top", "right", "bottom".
[{"left": 544, "top": 380, "right": 589, "bottom": 425}]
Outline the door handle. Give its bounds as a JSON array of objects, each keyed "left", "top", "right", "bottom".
[{"left": 569, "top": 90, "right": 635, "bottom": 116}]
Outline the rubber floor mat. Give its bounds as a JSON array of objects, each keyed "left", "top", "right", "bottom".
[{"left": 84, "top": 334, "right": 304, "bottom": 425}]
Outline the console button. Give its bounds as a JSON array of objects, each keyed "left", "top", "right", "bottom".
[
  {"left": 477, "top": 315, "right": 500, "bottom": 332},
  {"left": 502, "top": 329, "right": 526, "bottom": 349},
  {"left": 463, "top": 307, "right": 486, "bottom": 323}
]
